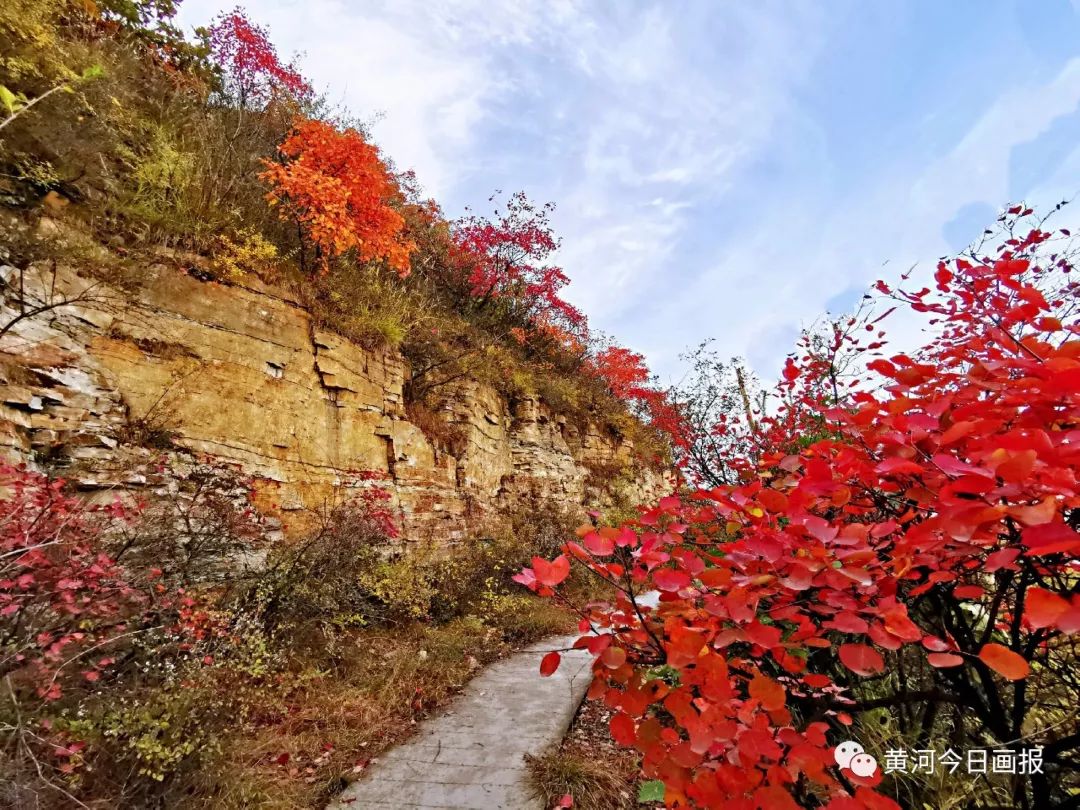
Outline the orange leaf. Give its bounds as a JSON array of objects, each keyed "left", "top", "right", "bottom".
[
  {"left": 758, "top": 488, "right": 788, "bottom": 513},
  {"left": 749, "top": 673, "right": 786, "bottom": 710},
  {"left": 1024, "top": 588, "right": 1070, "bottom": 630},
  {"left": 978, "top": 643, "right": 1029, "bottom": 680},
  {"left": 1012, "top": 497, "right": 1057, "bottom": 526},
  {"left": 600, "top": 646, "right": 627, "bottom": 669}
]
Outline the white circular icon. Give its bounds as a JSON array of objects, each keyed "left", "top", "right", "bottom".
[
  {"left": 834, "top": 740, "right": 878, "bottom": 776},
  {"left": 850, "top": 752, "right": 878, "bottom": 777},
  {"left": 834, "top": 740, "right": 864, "bottom": 769}
]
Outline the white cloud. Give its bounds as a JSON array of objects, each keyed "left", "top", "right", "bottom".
[
  {"left": 648, "top": 55, "right": 1080, "bottom": 381},
  {"left": 536, "top": 4, "right": 831, "bottom": 325}
]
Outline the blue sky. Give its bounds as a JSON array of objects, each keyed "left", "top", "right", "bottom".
[{"left": 178, "top": 0, "right": 1080, "bottom": 383}]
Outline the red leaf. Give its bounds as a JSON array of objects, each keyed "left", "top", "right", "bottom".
[
  {"left": 532, "top": 555, "right": 570, "bottom": 587},
  {"left": 927, "top": 652, "right": 964, "bottom": 668},
  {"left": 539, "top": 651, "right": 561, "bottom": 677},
  {"left": 874, "top": 458, "right": 924, "bottom": 476},
  {"left": 1024, "top": 588, "right": 1070, "bottom": 630},
  {"left": 868, "top": 622, "right": 902, "bottom": 651},
  {"left": 804, "top": 516, "right": 838, "bottom": 543},
  {"left": 586, "top": 634, "right": 612, "bottom": 655},
  {"left": 583, "top": 531, "right": 614, "bottom": 556},
  {"left": 512, "top": 568, "right": 537, "bottom": 590},
  {"left": 753, "top": 786, "right": 801, "bottom": 810},
  {"left": 934, "top": 263, "right": 953, "bottom": 286},
  {"left": 839, "top": 643, "right": 885, "bottom": 676},
  {"left": 978, "top": 643, "right": 1030, "bottom": 680},
  {"left": 610, "top": 712, "right": 636, "bottom": 746},
  {"left": 1023, "top": 523, "right": 1080, "bottom": 556},
  {"left": 921, "top": 636, "right": 950, "bottom": 652},
  {"left": 823, "top": 611, "right": 869, "bottom": 634},
  {"left": 953, "top": 585, "right": 984, "bottom": 599},
  {"left": 653, "top": 568, "right": 691, "bottom": 592},
  {"left": 1059, "top": 601, "right": 1080, "bottom": 635},
  {"left": 984, "top": 548, "right": 1020, "bottom": 572},
  {"left": 881, "top": 607, "right": 922, "bottom": 642}
]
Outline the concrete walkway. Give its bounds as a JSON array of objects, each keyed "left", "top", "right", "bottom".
[{"left": 328, "top": 633, "right": 593, "bottom": 810}]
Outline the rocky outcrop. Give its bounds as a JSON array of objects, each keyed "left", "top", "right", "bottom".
[{"left": 0, "top": 254, "right": 669, "bottom": 539}]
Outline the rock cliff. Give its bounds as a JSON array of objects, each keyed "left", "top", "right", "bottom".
[{"left": 0, "top": 250, "right": 669, "bottom": 538}]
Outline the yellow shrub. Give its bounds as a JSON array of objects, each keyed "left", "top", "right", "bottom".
[
  {"left": 0, "top": 0, "right": 71, "bottom": 84},
  {"left": 214, "top": 228, "right": 280, "bottom": 282},
  {"left": 360, "top": 553, "right": 438, "bottom": 620}
]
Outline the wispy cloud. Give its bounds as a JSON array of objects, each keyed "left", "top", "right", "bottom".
[{"left": 642, "top": 51, "right": 1080, "bottom": 381}]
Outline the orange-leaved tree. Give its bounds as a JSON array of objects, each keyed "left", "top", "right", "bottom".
[
  {"left": 261, "top": 118, "right": 415, "bottom": 276},
  {"left": 517, "top": 209, "right": 1080, "bottom": 809}
]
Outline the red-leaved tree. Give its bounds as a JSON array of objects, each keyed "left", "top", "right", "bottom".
[
  {"left": 453, "top": 191, "right": 587, "bottom": 337},
  {"left": 592, "top": 345, "right": 653, "bottom": 401},
  {"left": 518, "top": 210, "right": 1080, "bottom": 809},
  {"left": 207, "top": 7, "right": 312, "bottom": 108},
  {"left": 0, "top": 465, "right": 145, "bottom": 700},
  {"left": 590, "top": 343, "right": 688, "bottom": 452}
]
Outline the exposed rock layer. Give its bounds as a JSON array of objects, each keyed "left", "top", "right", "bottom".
[{"left": 0, "top": 257, "right": 668, "bottom": 538}]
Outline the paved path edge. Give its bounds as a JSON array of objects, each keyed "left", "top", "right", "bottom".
[{"left": 327, "top": 633, "right": 592, "bottom": 810}]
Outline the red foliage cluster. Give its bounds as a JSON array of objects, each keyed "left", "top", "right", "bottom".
[
  {"left": 343, "top": 469, "right": 399, "bottom": 539},
  {"left": 0, "top": 465, "right": 145, "bottom": 699},
  {"left": 453, "top": 191, "right": 586, "bottom": 336},
  {"left": 1, "top": 457, "right": 397, "bottom": 747},
  {"left": 262, "top": 118, "right": 415, "bottom": 276},
  {"left": 207, "top": 7, "right": 312, "bottom": 106},
  {"left": 592, "top": 346, "right": 652, "bottom": 401},
  {"left": 590, "top": 344, "right": 688, "bottom": 449},
  {"left": 519, "top": 214, "right": 1080, "bottom": 808}
]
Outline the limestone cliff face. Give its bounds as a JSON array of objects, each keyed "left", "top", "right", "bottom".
[{"left": 0, "top": 256, "right": 669, "bottom": 537}]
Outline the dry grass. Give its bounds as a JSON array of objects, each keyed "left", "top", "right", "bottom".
[
  {"left": 189, "top": 601, "right": 575, "bottom": 809},
  {"left": 404, "top": 398, "right": 466, "bottom": 452},
  {"left": 527, "top": 699, "right": 647, "bottom": 810}
]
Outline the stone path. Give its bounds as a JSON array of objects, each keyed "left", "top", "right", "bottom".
[{"left": 328, "top": 633, "right": 592, "bottom": 810}]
